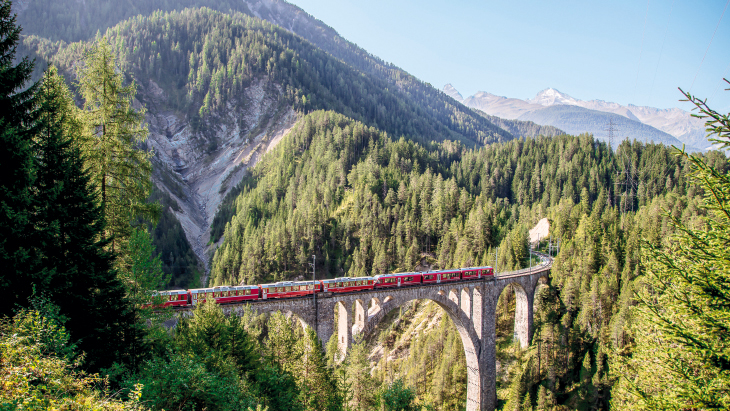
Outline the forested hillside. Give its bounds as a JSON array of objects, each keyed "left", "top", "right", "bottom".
[
  {"left": 7, "top": 1, "right": 730, "bottom": 410},
  {"left": 480, "top": 112, "right": 565, "bottom": 139},
  {"left": 210, "top": 107, "right": 699, "bottom": 286},
  {"left": 17, "top": 6, "right": 521, "bottom": 290},
  {"left": 21, "top": 8, "right": 511, "bottom": 147},
  {"left": 209, "top": 105, "right": 725, "bottom": 409},
  {"left": 15, "top": 0, "right": 525, "bottom": 142}
]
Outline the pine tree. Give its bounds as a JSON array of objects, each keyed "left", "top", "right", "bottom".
[
  {"left": 0, "top": 0, "right": 40, "bottom": 316},
  {"left": 346, "top": 342, "right": 378, "bottom": 410},
  {"left": 612, "top": 87, "right": 730, "bottom": 409},
  {"left": 118, "top": 227, "right": 168, "bottom": 368},
  {"left": 76, "top": 37, "right": 158, "bottom": 254},
  {"left": 33, "top": 66, "right": 135, "bottom": 372},
  {"left": 294, "top": 326, "right": 342, "bottom": 411},
  {"left": 265, "top": 311, "right": 300, "bottom": 372}
]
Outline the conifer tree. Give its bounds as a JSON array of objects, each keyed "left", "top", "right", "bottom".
[
  {"left": 612, "top": 86, "right": 730, "bottom": 409},
  {"left": 0, "top": 0, "right": 40, "bottom": 316},
  {"left": 76, "top": 37, "right": 158, "bottom": 254},
  {"left": 294, "top": 327, "right": 342, "bottom": 411},
  {"left": 33, "top": 66, "right": 135, "bottom": 372},
  {"left": 345, "top": 342, "right": 378, "bottom": 410}
]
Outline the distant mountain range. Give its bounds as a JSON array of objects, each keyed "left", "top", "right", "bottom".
[{"left": 444, "top": 85, "right": 708, "bottom": 150}]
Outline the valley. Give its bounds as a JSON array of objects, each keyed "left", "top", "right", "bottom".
[
  {"left": 2, "top": 0, "right": 728, "bottom": 410},
  {"left": 145, "top": 77, "right": 297, "bottom": 269}
]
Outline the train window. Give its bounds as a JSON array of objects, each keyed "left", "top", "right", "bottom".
[{"left": 245, "top": 289, "right": 251, "bottom": 295}]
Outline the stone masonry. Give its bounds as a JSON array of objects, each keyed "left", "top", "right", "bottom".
[{"left": 173, "top": 254, "right": 552, "bottom": 411}]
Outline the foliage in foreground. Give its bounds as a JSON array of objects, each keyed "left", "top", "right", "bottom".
[
  {"left": 0, "top": 307, "right": 147, "bottom": 410},
  {"left": 611, "top": 87, "right": 730, "bottom": 409}
]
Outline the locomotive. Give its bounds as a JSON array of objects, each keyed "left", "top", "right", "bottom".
[{"left": 152, "top": 266, "right": 494, "bottom": 308}]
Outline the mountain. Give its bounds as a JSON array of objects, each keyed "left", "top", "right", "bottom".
[
  {"left": 14, "top": 0, "right": 513, "bottom": 147},
  {"left": 449, "top": 85, "right": 708, "bottom": 150},
  {"left": 517, "top": 105, "right": 687, "bottom": 148},
  {"left": 19, "top": 6, "right": 517, "bottom": 281}
]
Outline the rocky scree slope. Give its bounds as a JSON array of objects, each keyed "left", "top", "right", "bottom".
[
  {"left": 143, "top": 78, "right": 297, "bottom": 271},
  {"left": 20, "top": 7, "right": 515, "bottom": 278}
]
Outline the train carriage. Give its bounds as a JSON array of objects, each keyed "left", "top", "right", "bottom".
[
  {"left": 374, "top": 272, "right": 422, "bottom": 288},
  {"left": 261, "top": 280, "right": 320, "bottom": 299},
  {"left": 461, "top": 266, "right": 494, "bottom": 280},
  {"left": 323, "top": 277, "right": 376, "bottom": 293},
  {"left": 146, "top": 289, "right": 188, "bottom": 308},
  {"left": 421, "top": 269, "right": 462, "bottom": 284},
  {"left": 214, "top": 285, "right": 260, "bottom": 303},
  {"left": 189, "top": 287, "right": 214, "bottom": 306}
]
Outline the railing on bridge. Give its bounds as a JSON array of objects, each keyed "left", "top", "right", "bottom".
[{"left": 495, "top": 250, "right": 553, "bottom": 278}]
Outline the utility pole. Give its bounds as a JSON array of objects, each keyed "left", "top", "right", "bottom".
[
  {"left": 495, "top": 247, "right": 499, "bottom": 275},
  {"left": 309, "top": 255, "right": 317, "bottom": 333},
  {"left": 548, "top": 236, "right": 552, "bottom": 257},
  {"left": 606, "top": 118, "right": 617, "bottom": 150}
]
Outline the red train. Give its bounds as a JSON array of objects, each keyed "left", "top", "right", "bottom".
[{"left": 150, "top": 266, "right": 494, "bottom": 308}]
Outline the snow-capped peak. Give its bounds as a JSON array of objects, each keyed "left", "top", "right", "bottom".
[{"left": 528, "top": 88, "right": 579, "bottom": 106}]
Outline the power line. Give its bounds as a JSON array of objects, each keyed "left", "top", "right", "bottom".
[
  {"left": 709, "top": 64, "right": 730, "bottom": 102},
  {"left": 648, "top": 0, "right": 675, "bottom": 108},
  {"left": 689, "top": 0, "right": 730, "bottom": 92}
]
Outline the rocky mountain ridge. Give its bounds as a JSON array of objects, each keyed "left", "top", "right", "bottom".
[{"left": 446, "top": 84, "right": 708, "bottom": 150}]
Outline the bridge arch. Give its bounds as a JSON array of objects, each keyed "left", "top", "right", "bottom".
[
  {"left": 176, "top": 256, "right": 554, "bottom": 411},
  {"left": 339, "top": 286, "right": 484, "bottom": 409},
  {"left": 494, "top": 280, "right": 534, "bottom": 349}
]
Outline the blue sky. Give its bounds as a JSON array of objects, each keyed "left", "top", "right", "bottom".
[{"left": 286, "top": 0, "right": 730, "bottom": 112}]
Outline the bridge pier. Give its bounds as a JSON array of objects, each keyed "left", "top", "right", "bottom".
[
  {"left": 173, "top": 256, "right": 551, "bottom": 411},
  {"left": 353, "top": 299, "right": 367, "bottom": 335},
  {"left": 337, "top": 301, "right": 352, "bottom": 357},
  {"left": 513, "top": 286, "right": 534, "bottom": 348}
]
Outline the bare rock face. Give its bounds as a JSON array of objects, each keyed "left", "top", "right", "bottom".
[
  {"left": 144, "top": 78, "right": 297, "bottom": 275},
  {"left": 529, "top": 218, "right": 549, "bottom": 246}
]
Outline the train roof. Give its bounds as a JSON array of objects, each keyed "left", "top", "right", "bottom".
[
  {"left": 374, "top": 272, "right": 417, "bottom": 278},
  {"left": 260, "top": 280, "right": 316, "bottom": 287},
  {"left": 155, "top": 289, "right": 188, "bottom": 295},
  {"left": 461, "top": 266, "right": 494, "bottom": 270},
  {"left": 324, "top": 277, "right": 375, "bottom": 282},
  {"left": 187, "top": 285, "right": 259, "bottom": 294},
  {"left": 421, "top": 268, "right": 461, "bottom": 274}
]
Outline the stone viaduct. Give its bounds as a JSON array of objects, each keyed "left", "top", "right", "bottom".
[{"left": 175, "top": 253, "right": 552, "bottom": 411}]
